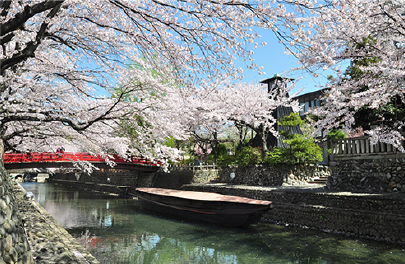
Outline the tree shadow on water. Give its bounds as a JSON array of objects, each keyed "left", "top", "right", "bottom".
[{"left": 255, "top": 224, "right": 405, "bottom": 264}]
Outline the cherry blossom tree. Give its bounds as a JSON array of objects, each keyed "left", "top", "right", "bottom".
[
  {"left": 179, "top": 79, "right": 300, "bottom": 155},
  {"left": 115, "top": 68, "right": 299, "bottom": 163},
  {"left": 275, "top": 0, "right": 405, "bottom": 151},
  {"left": 0, "top": 0, "right": 282, "bottom": 167}
]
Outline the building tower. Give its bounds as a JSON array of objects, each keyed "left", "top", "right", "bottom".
[{"left": 251, "top": 74, "right": 302, "bottom": 149}]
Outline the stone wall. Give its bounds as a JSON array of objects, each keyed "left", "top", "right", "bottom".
[
  {"left": 193, "top": 168, "right": 220, "bottom": 184},
  {"left": 52, "top": 169, "right": 143, "bottom": 187},
  {"left": 50, "top": 169, "right": 157, "bottom": 197},
  {"left": 159, "top": 164, "right": 330, "bottom": 187},
  {"left": 51, "top": 164, "right": 331, "bottom": 191},
  {"left": 49, "top": 169, "right": 217, "bottom": 196},
  {"left": 183, "top": 183, "right": 405, "bottom": 244},
  {"left": 153, "top": 170, "right": 194, "bottom": 189},
  {"left": 51, "top": 167, "right": 221, "bottom": 191},
  {"left": 153, "top": 168, "right": 220, "bottom": 189},
  {"left": 14, "top": 183, "right": 99, "bottom": 263},
  {"left": 218, "top": 164, "right": 331, "bottom": 186},
  {"left": 0, "top": 168, "right": 34, "bottom": 263},
  {"left": 327, "top": 154, "right": 405, "bottom": 193}
]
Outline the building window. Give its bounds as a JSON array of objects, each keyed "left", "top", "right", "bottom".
[{"left": 299, "top": 103, "right": 305, "bottom": 115}]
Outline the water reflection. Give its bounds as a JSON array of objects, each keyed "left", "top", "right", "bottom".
[{"left": 22, "top": 182, "right": 405, "bottom": 264}]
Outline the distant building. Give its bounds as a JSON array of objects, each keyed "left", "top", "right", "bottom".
[
  {"left": 251, "top": 74, "right": 302, "bottom": 149},
  {"left": 293, "top": 88, "right": 330, "bottom": 164},
  {"left": 293, "top": 88, "right": 329, "bottom": 116}
]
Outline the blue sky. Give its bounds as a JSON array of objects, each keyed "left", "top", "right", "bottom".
[
  {"left": 237, "top": 28, "right": 335, "bottom": 96},
  {"left": 91, "top": 28, "right": 340, "bottom": 98}
]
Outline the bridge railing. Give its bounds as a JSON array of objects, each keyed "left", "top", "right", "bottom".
[{"left": 4, "top": 152, "right": 161, "bottom": 166}]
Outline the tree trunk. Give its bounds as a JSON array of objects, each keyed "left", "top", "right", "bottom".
[
  {"left": 0, "top": 138, "right": 4, "bottom": 170},
  {"left": 213, "top": 131, "right": 218, "bottom": 164},
  {"left": 261, "top": 126, "right": 268, "bottom": 158},
  {"left": 238, "top": 126, "right": 243, "bottom": 150}
]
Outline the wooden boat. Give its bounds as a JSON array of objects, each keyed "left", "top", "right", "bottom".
[{"left": 135, "top": 187, "right": 272, "bottom": 226}]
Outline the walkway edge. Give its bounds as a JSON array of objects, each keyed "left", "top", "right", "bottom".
[{"left": 183, "top": 183, "right": 405, "bottom": 244}]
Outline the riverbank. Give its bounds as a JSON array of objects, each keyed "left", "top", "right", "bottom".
[
  {"left": 48, "top": 177, "right": 405, "bottom": 245},
  {"left": 19, "top": 181, "right": 405, "bottom": 263},
  {"left": 184, "top": 183, "right": 405, "bottom": 245},
  {"left": 13, "top": 182, "right": 100, "bottom": 264}
]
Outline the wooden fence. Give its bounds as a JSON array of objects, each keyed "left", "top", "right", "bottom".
[
  {"left": 330, "top": 135, "right": 405, "bottom": 156},
  {"left": 169, "top": 163, "right": 218, "bottom": 171}
]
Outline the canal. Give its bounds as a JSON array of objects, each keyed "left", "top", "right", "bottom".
[{"left": 22, "top": 182, "right": 405, "bottom": 264}]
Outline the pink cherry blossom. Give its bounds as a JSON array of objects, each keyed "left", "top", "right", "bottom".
[
  {"left": 0, "top": 0, "right": 280, "bottom": 169},
  {"left": 276, "top": 0, "right": 405, "bottom": 150}
]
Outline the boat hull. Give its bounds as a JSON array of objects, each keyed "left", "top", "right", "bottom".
[{"left": 136, "top": 188, "right": 272, "bottom": 226}]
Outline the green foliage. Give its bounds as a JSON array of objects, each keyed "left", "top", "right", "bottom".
[
  {"left": 326, "top": 129, "right": 346, "bottom": 141},
  {"left": 265, "top": 113, "right": 323, "bottom": 165},
  {"left": 179, "top": 155, "right": 199, "bottom": 165},
  {"left": 234, "top": 146, "right": 263, "bottom": 168},
  {"left": 209, "top": 113, "right": 324, "bottom": 167},
  {"left": 342, "top": 36, "right": 405, "bottom": 130},
  {"left": 278, "top": 112, "right": 304, "bottom": 139},
  {"left": 352, "top": 99, "right": 405, "bottom": 130},
  {"left": 210, "top": 145, "right": 262, "bottom": 167},
  {"left": 163, "top": 136, "right": 178, "bottom": 148},
  {"left": 234, "top": 138, "right": 252, "bottom": 152},
  {"left": 277, "top": 112, "right": 304, "bottom": 128},
  {"left": 326, "top": 129, "right": 346, "bottom": 155},
  {"left": 283, "top": 134, "right": 323, "bottom": 164},
  {"left": 217, "top": 144, "right": 229, "bottom": 156},
  {"left": 264, "top": 134, "right": 323, "bottom": 166},
  {"left": 213, "top": 144, "right": 235, "bottom": 166},
  {"left": 263, "top": 147, "right": 283, "bottom": 166}
]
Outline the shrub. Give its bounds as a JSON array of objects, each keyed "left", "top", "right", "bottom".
[
  {"left": 264, "top": 147, "right": 283, "bottom": 166},
  {"left": 234, "top": 146, "right": 262, "bottom": 167},
  {"left": 208, "top": 144, "right": 233, "bottom": 166},
  {"left": 264, "top": 112, "right": 323, "bottom": 166},
  {"left": 282, "top": 134, "right": 323, "bottom": 164},
  {"left": 212, "top": 145, "right": 262, "bottom": 167}
]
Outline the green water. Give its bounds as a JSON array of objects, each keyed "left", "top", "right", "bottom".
[{"left": 22, "top": 182, "right": 405, "bottom": 264}]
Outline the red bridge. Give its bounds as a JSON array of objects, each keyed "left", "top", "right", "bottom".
[{"left": 4, "top": 152, "right": 161, "bottom": 172}]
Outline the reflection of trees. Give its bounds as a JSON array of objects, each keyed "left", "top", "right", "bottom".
[
  {"left": 82, "top": 232, "right": 241, "bottom": 264},
  {"left": 72, "top": 214, "right": 287, "bottom": 264},
  {"left": 35, "top": 199, "right": 115, "bottom": 229},
  {"left": 22, "top": 183, "right": 123, "bottom": 229},
  {"left": 256, "top": 224, "right": 405, "bottom": 264},
  {"left": 23, "top": 183, "right": 405, "bottom": 264}
]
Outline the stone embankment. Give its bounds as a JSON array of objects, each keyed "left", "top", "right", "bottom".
[
  {"left": 12, "top": 182, "right": 100, "bottom": 264},
  {"left": 183, "top": 183, "right": 405, "bottom": 245},
  {"left": 328, "top": 157, "right": 405, "bottom": 193},
  {"left": 218, "top": 164, "right": 331, "bottom": 186},
  {"left": 47, "top": 161, "right": 405, "bottom": 245},
  {"left": 1, "top": 167, "right": 34, "bottom": 264}
]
